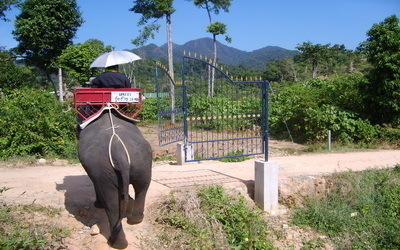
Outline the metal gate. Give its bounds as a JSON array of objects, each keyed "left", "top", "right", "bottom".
[
  {"left": 155, "top": 62, "right": 185, "bottom": 146},
  {"left": 156, "top": 55, "right": 269, "bottom": 162}
]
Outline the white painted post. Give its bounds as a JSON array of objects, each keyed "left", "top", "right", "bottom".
[
  {"left": 328, "top": 130, "right": 332, "bottom": 150},
  {"left": 254, "top": 160, "right": 279, "bottom": 211},
  {"left": 58, "top": 68, "right": 63, "bottom": 102},
  {"left": 177, "top": 142, "right": 184, "bottom": 165}
]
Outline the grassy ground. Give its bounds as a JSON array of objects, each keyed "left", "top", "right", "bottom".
[
  {"left": 0, "top": 187, "right": 70, "bottom": 249},
  {"left": 292, "top": 164, "right": 400, "bottom": 249}
]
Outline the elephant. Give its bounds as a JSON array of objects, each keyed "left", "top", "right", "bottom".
[{"left": 78, "top": 109, "right": 152, "bottom": 249}]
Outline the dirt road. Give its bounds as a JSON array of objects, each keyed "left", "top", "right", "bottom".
[{"left": 1, "top": 149, "right": 399, "bottom": 249}]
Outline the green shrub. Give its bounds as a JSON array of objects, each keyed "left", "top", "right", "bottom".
[
  {"left": 292, "top": 167, "right": 400, "bottom": 248},
  {"left": 149, "top": 186, "right": 274, "bottom": 249},
  {"left": 137, "top": 97, "right": 158, "bottom": 121},
  {"left": 0, "top": 88, "right": 77, "bottom": 159},
  {"left": 378, "top": 126, "right": 400, "bottom": 146},
  {"left": 269, "top": 76, "right": 380, "bottom": 144},
  {"left": 0, "top": 51, "right": 39, "bottom": 90},
  {"left": 197, "top": 186, "right": 273, "bottom": 249},
  {"left": 303, "top": 105, "right": 379, "bottom": 143}
]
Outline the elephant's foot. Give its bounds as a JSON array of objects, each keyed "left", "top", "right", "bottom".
[
  {"left": 93, "top": 200, "right": 104, "bottom": 209},
  {"left": 127, "top": 213, "right": 144, "bottom": 225},
  {"left": 107, "top": 225, "right": 128, "bottom": 249}
]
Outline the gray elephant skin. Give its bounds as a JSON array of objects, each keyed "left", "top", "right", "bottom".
[{"left": 78, "top": 110, "right": 152, "bottom": 249}]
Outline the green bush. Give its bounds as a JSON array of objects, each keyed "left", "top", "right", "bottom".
[
  {"left": 197, "top": 186, "right": 273, "bottom": 249},
  {"left": 137, "top": 97, "right": 158, "bottom": 121},
  {"left": 303, "top": 105, "right": 379, "bottom": 143},
  {"left": 0, "top": 51, "right": 39, "bottom": 90},
  {"left": 0, "top": 88, "right": 77, "bottom": 159},
  {"left": 150, "top": 185, "right": 274, "bottom": 249},
  {"left": 292, "top": 167, "right": 400, "bottom": 248},
  {"left": 378, "top": 126, "right": 400, "bottom": 146},
  {"left": 137, "top": 96, "right": 181, "bottom": 123},
  {"left": 269, "top": 76, "right": 379, "bottom": 143}
]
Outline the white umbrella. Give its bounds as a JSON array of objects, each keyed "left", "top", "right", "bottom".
[{"left": 90, "top": 51, "right": 141, "bottom": 68}]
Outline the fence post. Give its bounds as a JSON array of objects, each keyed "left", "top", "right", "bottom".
[
  {"left": 328, "top": 130, "right": 332, "bottom": 150},
  {"left": 262, "top": 81, "right": 269, "bottom": 162}
]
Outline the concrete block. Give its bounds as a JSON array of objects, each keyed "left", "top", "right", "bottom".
[
  {"left": 176, "top": 142, "right": 194, "bottom": 165},
  {"left": 254, "top": 160, "right": 279, "bottom": 211},
  {"left": 177, "top": 142, "right": 184, "bottom": 165}
]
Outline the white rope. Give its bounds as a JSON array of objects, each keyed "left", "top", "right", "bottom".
[{"left": 107, "top": 104, "right": 131, "bottom": 169}]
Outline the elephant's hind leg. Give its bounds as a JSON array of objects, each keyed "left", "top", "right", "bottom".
[
  {"left": 127, "top": 178, "right": 150, "bottom": 225},
  {"left": 99, "top": 182, "right": 128, "bottom": 249}
]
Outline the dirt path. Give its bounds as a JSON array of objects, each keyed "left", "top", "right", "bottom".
[{"left": 1, "top": 148, "right": 399, "bottom": 249}]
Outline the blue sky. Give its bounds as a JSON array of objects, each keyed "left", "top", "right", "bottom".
[{"left": 1, "top": 0, "right": 399, "bottom": 52}]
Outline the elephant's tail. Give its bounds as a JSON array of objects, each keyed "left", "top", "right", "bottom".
[
  {"left": 110, "top": 135, "right": 131, "bottom": 218},
  {"left": 107, "top": 109, "right": 131, "bottom": 217}
]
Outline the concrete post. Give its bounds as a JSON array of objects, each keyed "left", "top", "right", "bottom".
[
  {"left": 177, "top": 142, "right": 185, "bottom": 165},
  {"left": 176, "top": 142, "right": 193, "bottom": 165},
  {"left": 254, "top": 160, "right": 279, "bottom": 211}
]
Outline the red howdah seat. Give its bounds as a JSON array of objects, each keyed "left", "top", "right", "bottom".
[{"left": 74, "top": 88, "right": 143, "bottom": 127}]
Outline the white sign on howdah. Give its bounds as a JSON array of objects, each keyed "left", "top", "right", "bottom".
[{"left": 111, "top": 92, "right": 140, "bottom": 103}]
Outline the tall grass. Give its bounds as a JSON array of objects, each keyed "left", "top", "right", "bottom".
[{"left": 292, "top": 165, "right": 400, "bottom": 249}]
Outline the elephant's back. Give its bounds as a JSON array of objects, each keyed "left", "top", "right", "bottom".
[{"left": 78, "top": 112, "right": 152, "bottom": 161}]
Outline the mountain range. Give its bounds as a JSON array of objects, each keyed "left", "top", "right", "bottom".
[{"left": 131, "top": 37, "right": 298, "bottom": 70}]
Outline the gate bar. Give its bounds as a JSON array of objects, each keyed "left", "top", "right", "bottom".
[{"left": 262, "top": 81, "right": 269, "bottom": 162}]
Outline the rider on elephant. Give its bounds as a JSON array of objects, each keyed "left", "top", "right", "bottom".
[{"left": 91, "top": 65, "right": 131, "bottom": 88}]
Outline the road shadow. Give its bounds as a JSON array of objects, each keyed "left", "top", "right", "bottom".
[{"left": 56, "top": 175, "right": 111, "bottom": 239}]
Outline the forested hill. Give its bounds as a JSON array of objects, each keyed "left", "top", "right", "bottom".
[{"left": 131, "top": 37, "right": 298, "bottom": 70}]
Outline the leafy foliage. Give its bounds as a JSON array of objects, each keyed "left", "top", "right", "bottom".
[
  {"left": 358, "top": 14, "right": 400, "bottom": 126},
  {"left": 207, "top": 21, "right": 231, "bottom": 43},
  {"left": 12, "top": 0, "right": 83, "bottom": 77},
  {"left": 149, "top": 185, "right": 274, "bottom": 249},
  {"left": 0, "top": 50, "right": 38, "bottom": 90},
  {"left": 197, "top": 186, "right": 273, "bottom": 249},
  {"left": 269, "top": 76, "right": 379, "bottom": 143},
  {"left": 0, "top": 0, "right": 19, "bottom": 22},
  {"left": 295, "top": 42, "right": 351, "bottom": 79},
  {"left": 0, "top": 88, "right": 77, "bottom": 159},
  {"left": 130, "top": 0, "right": 175, "bottom": 47},
  {"left": 58, "top": 39, "right": 113, "bottom": 87},
  {"left": 293, "top": 166, "right": 400, "bottom": 248},
  {"left": 137, "top": 97, "right": 159, "bottom": 121}
]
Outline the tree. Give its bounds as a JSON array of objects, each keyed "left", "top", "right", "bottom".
[
  {"left": 12, "top": 0, "right": 83, "bottom": 86},
  {"left": 0, "top": 0, "right": 19, "bottom": 22},
  {"left": 357, "top": 15, "right": 400, "bottom": 125},
  {"left": 58, "top": 39, "right": 112, "bottom": 87},
  {"left": 131, "top": 0, "right": 175, "bottom": 81},
  {"left": 0, "top": 50, "right": 37, "bottom": 90},
  {"left": 295, "top": 42, "right": 350, "bottom": 79},
  {"left": 295, "top": 42, "right": 332, "bottom": 79},
  {"left": 264, "top": 57, "right": 299, "bottom": 82},
  {"left": 189, "top": 0, "right": 232, "bottom": 96},
  {"left": 131, "top": 0, "right": 176, "bottom": 122}
]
